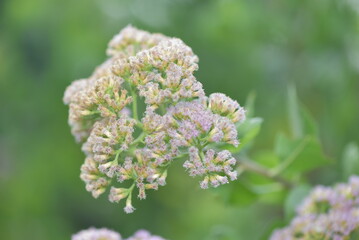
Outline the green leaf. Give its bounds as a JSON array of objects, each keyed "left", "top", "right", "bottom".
[
  {"left": 228, "top": 181, "right": 258, "bottom": 207},
  {"left": 252, "top": 150, "right": 280, "bottom": 170},
  {"left": 244, "top": 91, "right": 256, "bottom": 118},
  {"left": 207, "top": 226, "right": 237, "bottom": 240},
  {"left": 284, "top": 184, "right": 311, "bottom": 219},
  {"left": 226, "top": 117, "right": 263, "bottom": 153},
  {"left": 287, "top": 84, "right": 318, "bottom": 138},
  {"left": 349, "top": 229, "right": 359, "bottom": 239},
  {"left": 287, "top": 84, "right": 303, "bottom": 139},
  {"left": 342, "top": 142, "right": 359, "bottom": 179},
  {"left": 299, "top": 106, "right": 318, "bottom": 137},
  {"left": 272, "top": 134, "right": 331, "bottom": 176}
]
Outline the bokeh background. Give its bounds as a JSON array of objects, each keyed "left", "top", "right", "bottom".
[{"left": 1, "top": 0, "right": 358, "bottom": 239}]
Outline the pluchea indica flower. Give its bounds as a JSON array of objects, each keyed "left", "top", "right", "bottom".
[
  {"left": 270, "top": 176, "right": 359, "bottom": 240},
  {"left": 127, "top": 230, "right": 166, "bottom": 240},
  {"left": 72, "top": 228, "right": 165, "bottom": 240},
  {"left": 64, "top": 26, "right": 246, "bottom": 213},
  {"left": 72, "top": 227, "right": 121, "bottom": 240}
]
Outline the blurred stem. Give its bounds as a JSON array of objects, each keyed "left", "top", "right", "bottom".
[
  {"left": 132, "top": 132, "right": 146, "bottom": 146},
  {"left": 114, "top": 149, "right": 122, "bottom": 163},
  {"left": 130, "top": 86, "right": 139, "bottom": 121},
  {"left": 239, "top": 158, "right": 294, "bottom": 189}
]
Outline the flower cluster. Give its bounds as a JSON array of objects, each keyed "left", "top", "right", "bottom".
[
  {"left": 72, "top": 228, "right": 165, "bottom": 240},
  {"left": 270, "top": 176, "right": 359, "bottom": 240},
  {"left": 64, "top": 26, "right": 245, "bottom": 213}
]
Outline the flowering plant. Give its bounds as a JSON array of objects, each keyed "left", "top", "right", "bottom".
[{"left": 64, "top": 26, "right": 245, "bottom": 213}]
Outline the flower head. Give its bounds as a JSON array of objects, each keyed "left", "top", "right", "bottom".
[
  {"left": 208, "top": 93, "right": 246, "bottom": 123},
  {"left": 64, "top": 26, "right": 245, "bottom": 213},
  {"left": 72, "top": 227, "right": 121, "bottom": 240},
  {"left": 72, "top": 228, "right": 166, "bottom": 240},
  {"left": 80, "top": 157, "right": 110, "bottom": 198},
  {"left": 127, "top": 230, "right": 166, "bottom": 240},
  {"left": 271, "top": 176, "right": 359, "bottom": 240},
  {"left": 183, "top": 148, "right": 237, "bottom": 189}
]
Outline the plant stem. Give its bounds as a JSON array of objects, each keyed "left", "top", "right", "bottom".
[
  {"left": 114, "top": 150, "right": 122, "bottom": 163},
  {"left": 130, "top": 86, "right": 139, "bottom": 121},
  {"left": 239, "top": 158, "right": 294, "bottom": 189}
]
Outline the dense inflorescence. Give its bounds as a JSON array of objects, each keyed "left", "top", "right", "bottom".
[
  {"left": 72, "top": 228, "right": 121, "bottom": 240},
  {"left": 270, "top": 176, "right": 359, "bottom": 240},
  {"left": 72, "top": 228, "right": 165, "bottom": 240},
  {"left": 64, "top": 26, "right": 245, "bottom": 213}
]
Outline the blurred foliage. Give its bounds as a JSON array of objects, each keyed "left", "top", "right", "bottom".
[{"left": 1, "top": 0, "right": 359, "bottom": 239}]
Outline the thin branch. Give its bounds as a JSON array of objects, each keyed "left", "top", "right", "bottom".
[{"left": 239, "top": 158, "right": 294, "bottom": 189}]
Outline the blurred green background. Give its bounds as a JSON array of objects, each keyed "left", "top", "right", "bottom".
[{"left": 1, "top": 0, "right": 358, "bottom": 239}]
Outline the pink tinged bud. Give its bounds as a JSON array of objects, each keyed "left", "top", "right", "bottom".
[
  {"left": 157, "top": 171, "right": 167, "bottom": 186},
  {"left": 208, "top": 93, "right": 246, "bottom": 123},
  {"left": 138, "top": 187, "right": 146, "bottom": 200},
  {"left": 80, "top": 173, "right": 98, "bottom": 181},
  {"left": 109, "top": 187, "right": 129, "bottom": 203},
  {"left": 117, "top": 174, "right": 130, "bottom": 182},
  {"left": 227, "top": 171, "right": 238, "bottom": 181},
  {"left": 98, "top": 160, "right": 118, "bottom": 178},
  {"left": 209, "top": 131, "right": 224, "bottom": 143},
  {"left": 124, "top": 198, "right": 135, "bottom": 214},
  {"left": 94, "top": 154, "right": 109, "bottom": 163},
  {"left": 216, "top": 175, "right": 229, "bottom": 185},
  {"left": 145, "top": 183, "right": 159, "bottom": 190},
  {"left": 209, "top": 175, "right": 220, "bottom": 188},
  {"left": 226, "top": 158, "right": 237, "bottom": 166},
  {"left": 92, "top": 188, "right": 106, "bottom": 198},
  {"left": 200, "top": 176, "right": 209, "bottom": 189}
]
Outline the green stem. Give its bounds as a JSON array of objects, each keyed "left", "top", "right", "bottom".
[
  {"left": 132, "top": 132, "right": 146, "bottom": 146},
  {"left": 239, "top": 158, "right": 293, "bottom": 189},
  {"left": 114, "top": 149, "right": 122, "bottom": 163},
  {"left": 129, "top": 182, "right": 135, "bottom": 191},
  {"left": 130, "top": 86, "right": 139, "bottom": 121}
]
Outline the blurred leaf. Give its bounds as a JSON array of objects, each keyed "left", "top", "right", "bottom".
[
  {"left": 272, "top": 134, "right": 331, "bottom": 176},
  {"left": 342, "top": 142, "right": 359, "bottom": 179},
  {"left": 253, "top": 150, "right": 280, "bottom": 169},
  {"left": 226, "top": 117, "right": 263, "bottom": 153},
  {"left": 299, "top": 106, "right": 318, "bottom": 137},
  {"left": 244, "top": 91, "right": 256, "bottom": 118},
  {"left": 284, "top": 184, "right": 311, "bottom": 220},
  {"left": 206, "top": 225, "right": 237, "bottom": 240},
  {"left": 257, "top": 187, "right": 287, "bottom": 205},
  {"left": 228, "top": 181, "right": 258, "bottom": 207},
  {"left": 288, "top": 84, "right": 303, "bottom": 139},
  {"left": 350, "top": 230, "right": 359, "bottom": 239},
  {"left": 287, "top": 85, "right": 318, "bottom": 138},
  {"left": 260, "top": 219, "right": 287, "bottom": 240}
]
